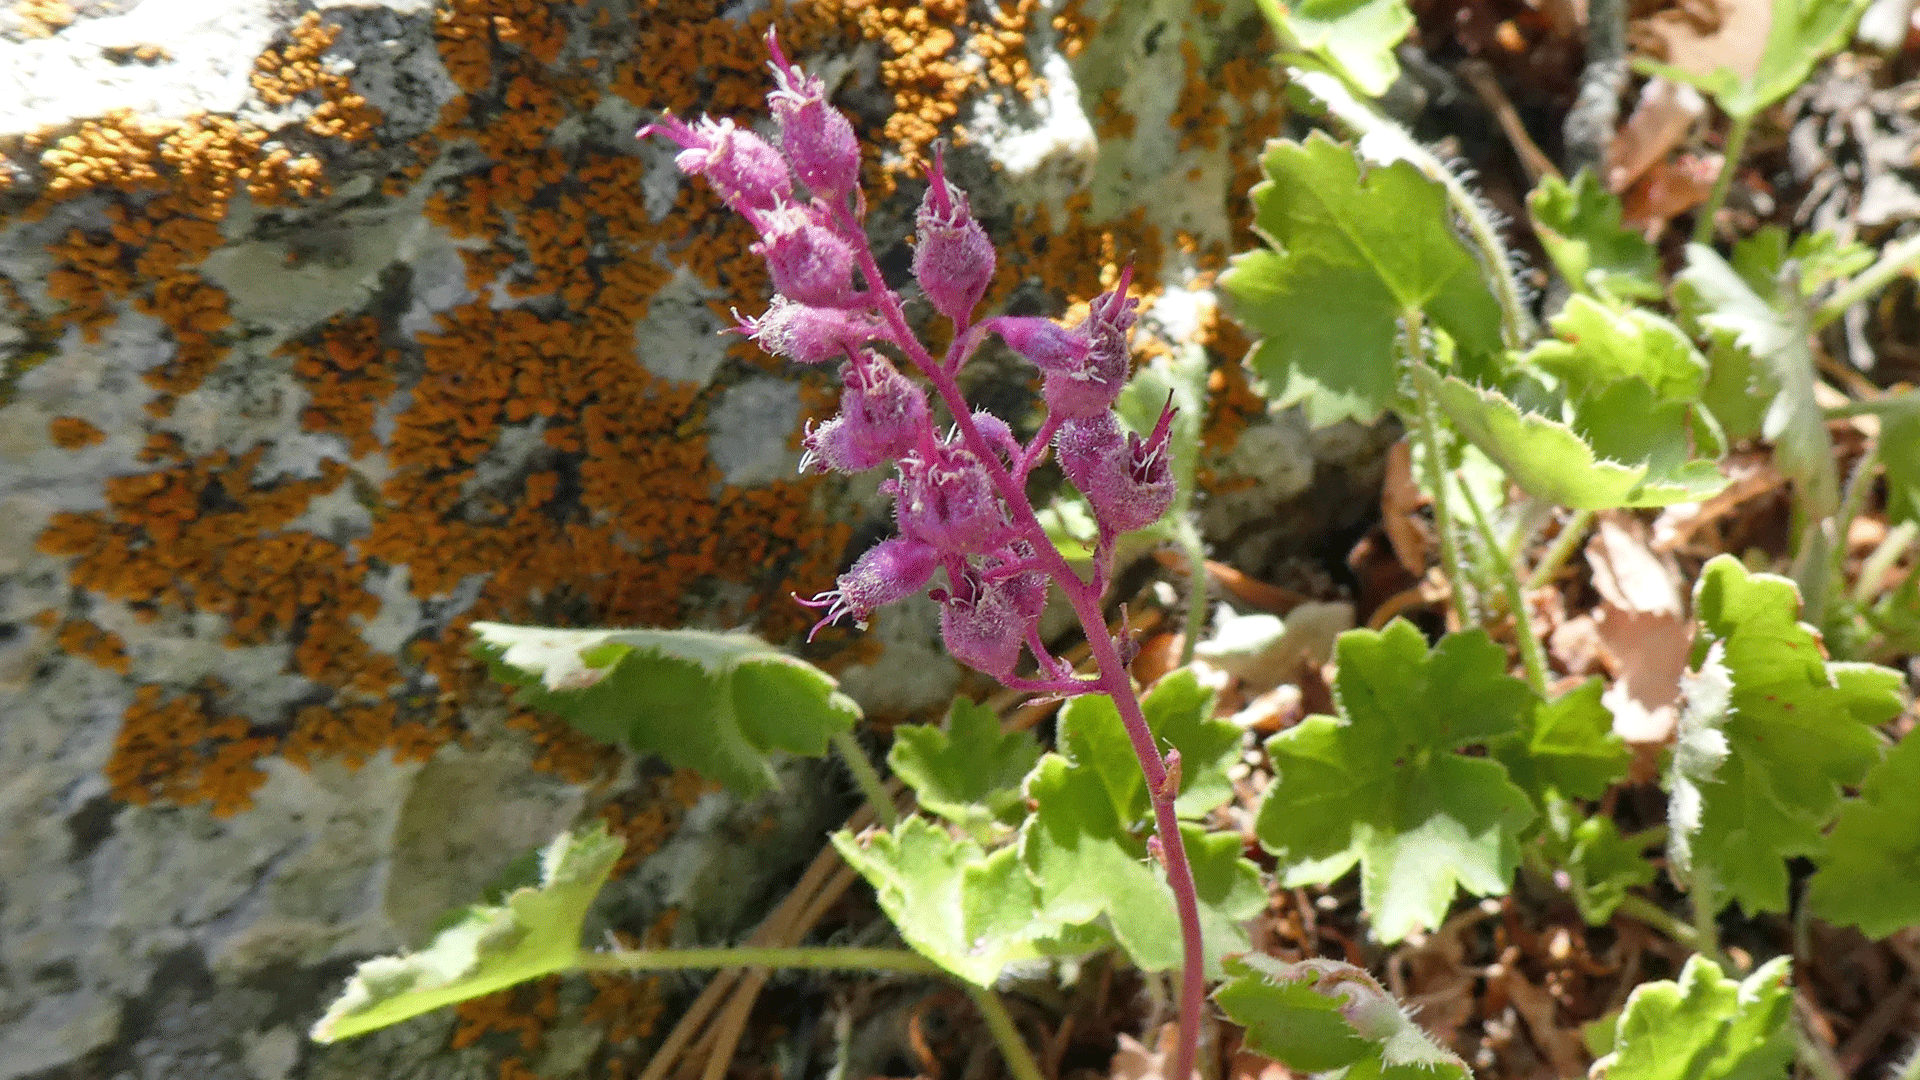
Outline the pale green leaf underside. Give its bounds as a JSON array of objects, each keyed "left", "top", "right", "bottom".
[
  {"left": 1262, "top": 0, "right": 1414, "bottom": 98},
  {"left": 1217, "top": 955, "right": 1472, "bottom": 1080},
  {"left": 473, "top": 623, "right": 860, "bottom": 795},
  {"left": 312, "top": 826, "right": 624, "bottom": 1043}
]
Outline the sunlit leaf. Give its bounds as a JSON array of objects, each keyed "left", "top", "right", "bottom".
[
  {"left": 1217, "top": 954, "right": 1472, "bottom": 1080},
  {"left": 1590, "top": 955, "right": 1794, "bottom": 1080}
]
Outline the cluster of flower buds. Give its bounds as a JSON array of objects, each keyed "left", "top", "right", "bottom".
[{"left": 642, "top": 31, "right": 1176, "bottom": 688}]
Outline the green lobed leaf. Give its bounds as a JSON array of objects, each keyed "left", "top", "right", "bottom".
[
  {"left": 1254, "top": 621, "right": 1538, "bottom": 942},
  {"left": 1494, "top": 677, "right": 1631, "bottom": 805},
  {"left": 830, "top": 817, "right": 1059, "bottom": 986},
  {"left": 1258, "top": 0, "right": 1414, "bottom": 98},
  {"left": 1635, "top": 0, "right": 1872, "bottom": 119},
  {"left": 1217, "top": 954, "right": 1473, "bottom": 1080},
  {"left": 1417, "top": 367, "right": 1727, "bottom": 510},
  {"left": 473, "top": 623, "right": 860, "bottom": 795},
  {"left": 312, "top": 825, "right": 624, "bottom": 1043},
  {"left": 1677, "top": 244, "right": 1839, "bottom": 519},
  {"left": 1524, "top": 296, "right": 1708, "bottom": 404},
  {"left": 1527, "top": 171, "right": 1661, "bottom": 300},
  {"left": 1806, "top": 730, "right": 1920, "bottom": 938},
  {"left": 888, "top": 698, "right": 1042, "bottom": 835},
  {"left": 1056, "top": 666, "right": 1241, "bottom": 822},
  {"left": 1021, "top": 754, "right": 1264, "bottom": 977},
  {"left": 1591, "top": 955, "right": 1794, "bottom": 1080},
  {"left": 1730, "top": 226, "right": 1875, "bottom": 299},
  {"left": 1667, "top": 556, "right": 1905, "bottom": 913},
  {"left": 1221, "top": 133, "right": 1504, "bottom": 427}
]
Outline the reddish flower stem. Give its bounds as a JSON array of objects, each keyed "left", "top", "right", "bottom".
[{"left": 832, "top": 201, "right": 1207, "bottom": 1080}]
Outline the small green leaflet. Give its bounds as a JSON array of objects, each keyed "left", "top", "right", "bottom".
[
  {"left": 888, "top": 698, "right": 1041, "bottom": 835},
  {"left": 1539, "top": 795, "right": 1656, "bottom": 926},
  {"left": 1589, "top": 955, "right": 1793, "bottom": 1080},
  {"left": 473, "top": 623, "right": 860, "bottom": 795},
  {"left": 1527, "top": 171, "right": 1661, "bottom": 301},
  {"left": 1677, "top": 243, "right": 1838, "bottom": 519},
  {"left": 1730, "top": 225, "right": 1874, "bottom": 299},
  {"left": 1807, "top": 731, "right": 1920, "bottom": 939},
  {"left": 830, "top": 817, "right": 1058, "bottom": 987},
  {"left": 1254, "top": 621, "right": 1537, "bottom": 942},
  {"left": 1056, "top": 666, "right": 1241, "bottom": 822},
  {"left": 1416, "top": 367, "right": 1726, "bottom": 510},
  {"left": 1493, "top": 677, "right": 1630, "bottom": 806},
  {"left": 1882, "top": 409, "right": 1920, "bottom": 526},
  {"left": 312, "top": 825, "right": 624, "bottom": 1043},
  {"left": 1221, "top": 133, "right": 1504, "bottom": 427},
  {"left": 1022, "top": 754, "right": 1265, "bottom": 978},
  {"left": 1525, "top": 297, "right": 1708, "bottom": 404},
  {"left": 1635, "top": 0, "right": 1871, "bottom": 120},
  {"left": 1254, "top": 0, "right": 1413, "bottom": 98},
  {"left": 1215, "top": 954, "right": 1472, "bottom": 1080},
  {"left": 1667, "top": 556, "right": 1904, "bottom": 913}
]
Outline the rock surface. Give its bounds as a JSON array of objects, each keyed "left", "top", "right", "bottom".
[{"left": 0, "top": 0, "right": 1354, "bottom": 1075}]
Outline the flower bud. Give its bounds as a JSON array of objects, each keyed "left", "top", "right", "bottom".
[
  {"left": 969, "top": 410, "right": 1021, "bottom": 467},
  {"left": 764, "top": 29, "right": 862, "bottom": 199},
  {"left": 736, "top": 297, "right": 876, "bottom": 365},
  {"left": 912, "top": 144, "right": 995, "bottom": 325},
  {"left": 797, "top": 536, "right": 940, "bottom": 639},
  {"left": 1054, "top": 400, "right": 1176, "bottom": 534},
  {"left": 639, "top": 115, "right": 791, "bottom": 215},
  {"left": 1040, "top": 269, "right": 1138, "bottom": 419},
  {"left": 986, "top": 315, "right": 1087, "bottom": 374},
  {"left": 892, "top": 438, "right": 1007, "bottom": 554},
  {"left": 935, "top": 569, "right": 1030, "bottom": 681},
  {"left": 800, "top": 353, "right": 929, "bottom": 473},
  {"left": 749, "top": 202, "right": 858, "bottom": 307}
]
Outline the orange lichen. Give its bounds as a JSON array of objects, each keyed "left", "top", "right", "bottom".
[
  {"left": 452, "top": 977, "right": 559, "bottom": 1052},
  {"left": 48, "top": 415, "right": 107, "bottom": 448},
  {"left": 106, "top": 682, "right": 274, "bottom": 815},
  {"left": 15, "top": 0, "right": 74, "bottom": 37},
  {"left": 284, "top": 314, "right": 396, "bottom": 456},
  {"left": 55, "top": 618, "right": 131, "bottom": 673}
]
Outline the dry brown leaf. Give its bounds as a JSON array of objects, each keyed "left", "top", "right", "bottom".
[
  {"left": 1549, "top": 613, "right": 1606, "bottom": 676},
  {"left": 1594, "top": 607, "right": 1690, "bottom": 746},
  {"left": 1110, "top": 1024, "right": 1202, "bottom": 1080},
  {"left": 1381, "top": 439, "right": 1432, "bottom": 576},
  {"left": 1587, "top": 513, "right": 1685, "bottom": 617},
  {"left": 1498, "top": 968, "right": 1589, "bottom": 1078},
  {"left": 1608, "top": 77, "right": 1708, "bottom": 192},
  {"left": 1621, "top": 153, "right": 1721, "bottom": 239},
  {"left": 1633, "top": 0, "right": 1771, "bottom": 84}
]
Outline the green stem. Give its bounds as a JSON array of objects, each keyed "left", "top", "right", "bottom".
[
  {"left": 1527, "top": 508, "right": 1595, "bottom": 591},
  {"left": 966, "top": 986, "right": 1048, "bottom": 1080},
  {"left": 1825, "top": 390, "right": 1920, "bottom": 419},
  {"left": 1692, "top": 111, "right": 1753, "bottom": 246},
  {"left": 1814, "top": 230, "right": 1920, "bottom": 330},
  {"left": 1405, "top": 316, "right": 1476, "bottom": 627},
  {"left": 1615, "top": 894, "right": 1703, "bottom": 952},
  {"left": 578, "top": 946, "right": 945, "bottom": 974},
  {"left": 831, "top": 730, "right": 896, "bottom": 829},
  {"left": 1456, "top": 471, "right": 1551, "bottom": 695},
  {"left": 1174, "top": 516, "right": 1208, "bottom": 667}
]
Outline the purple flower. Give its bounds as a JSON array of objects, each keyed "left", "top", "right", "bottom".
[
  {"left": 748, "top": 201, "right": 859, "bottom": 307},
  {"left": 911, "top": 144, "right": 995, "bottom": 325},
  {"left": 798, "top": 536, "right": 940, "bottom": 639},
  {"left": 933, "top": 568, "right": 1029, "bottom": 682},
  {"left": 764, "top": 29, "right": 861, "bottom": 199},
  {"left": 800, "top": 353, "right": 930, "bottom": 473},
  {"left": 986, "top": 315, "right": 1087, "bottom": 374},
  {"left": 1054, "top": 398, "right": 1177, "bottom": 534},
  {"left": 1041, "top": 269, "right": 1138, "bottom": 419},
  {"left": 891, "top": 436, "right": 1008, "bottom": 554},
  {"left": 639, "top": 115, "right": 792, "bottom": 215},
  {"left": 736, "top": 297, "right": 876, "bottom": 366}
]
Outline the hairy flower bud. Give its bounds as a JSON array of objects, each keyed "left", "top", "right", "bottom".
[
  {"left": 749, "top": 202, "right": 858, "bottom": 307},
  {"left": 800, "top": 353, "right": 929, "bottom": 473},
  {"left": 640, "top": 115, "right": 791, "bottom": 215},
  {"left": 986, "top": 315, "right": 1087, "bottom": 374},
  {"left": 891, "top": 438, "right": 1007, "bottom": 554},
  {"left": 797, "top": 536, "right": 941, "bottom": 639},
  {"left": 935, "top": 569, "right": 1030, "bottom": 681},
  {"left": 736, "top": 297, "right": 876, "bottom": 365},
  {"left": 1054, "top": 400, "right": 1176, "bottom": 534},
  {"left": 764, "top": 30, "right": 861, "bottom": 199},
  {"left": 1040, "top": 269, "right": 1138, "bottom": 419},
  {"left": 912, "top": 144, "right": 995, "bottom": 325},
  {"left": 969, "top": 410, "right": 1021, "bottom": 466}
]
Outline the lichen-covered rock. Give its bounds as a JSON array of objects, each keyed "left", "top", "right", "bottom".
[{"left": 0, "top": 0, "right": 1343, "bottom": 1076}]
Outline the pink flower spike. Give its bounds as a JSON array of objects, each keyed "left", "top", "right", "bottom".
[
  {"left": 762, "top": 28, "right": 861, "bottom": 198},
  {"left": 749, "top": 202, "right": 858, "bottom": 307},
  {"left": 735, "top": 298, "right": 876, "bottom": 365},
  {"left": 639, "top": 114, "right": 792, "bottom": 215},
  {"left": 797, "top": 536, "right": 940, "bottom": 639},
  {"left": 912, "top": 142, "right": 995, "bottom": 324}
]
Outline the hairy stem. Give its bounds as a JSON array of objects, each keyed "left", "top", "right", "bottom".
[
  {"left": 1692, "top": 111, "right": 1753, "bottom": 246},
  {"left": 1526, "top": 508, "right": 1595, "bottom": 591},
  {"left": 1404, "top": 315, "right": 1476, "bottom": 627},
  {"left": 967, "top": 987, "right": 1049, "bottom": 1080},
  {"left": 834, "top": 205, "right": 1208, "bottom": 1080},
  {"left": 831, "top": 730, "right": 897, "bottom": 829},
  {"left": 1456, "top": 471, "right": 1551, "bottom": 694},
  {"left": 1814, "top": 230, "right": 1920, "bottom": 329},
  {"left": 579, "top": 946, "right": 943, "bottom": 973}
]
